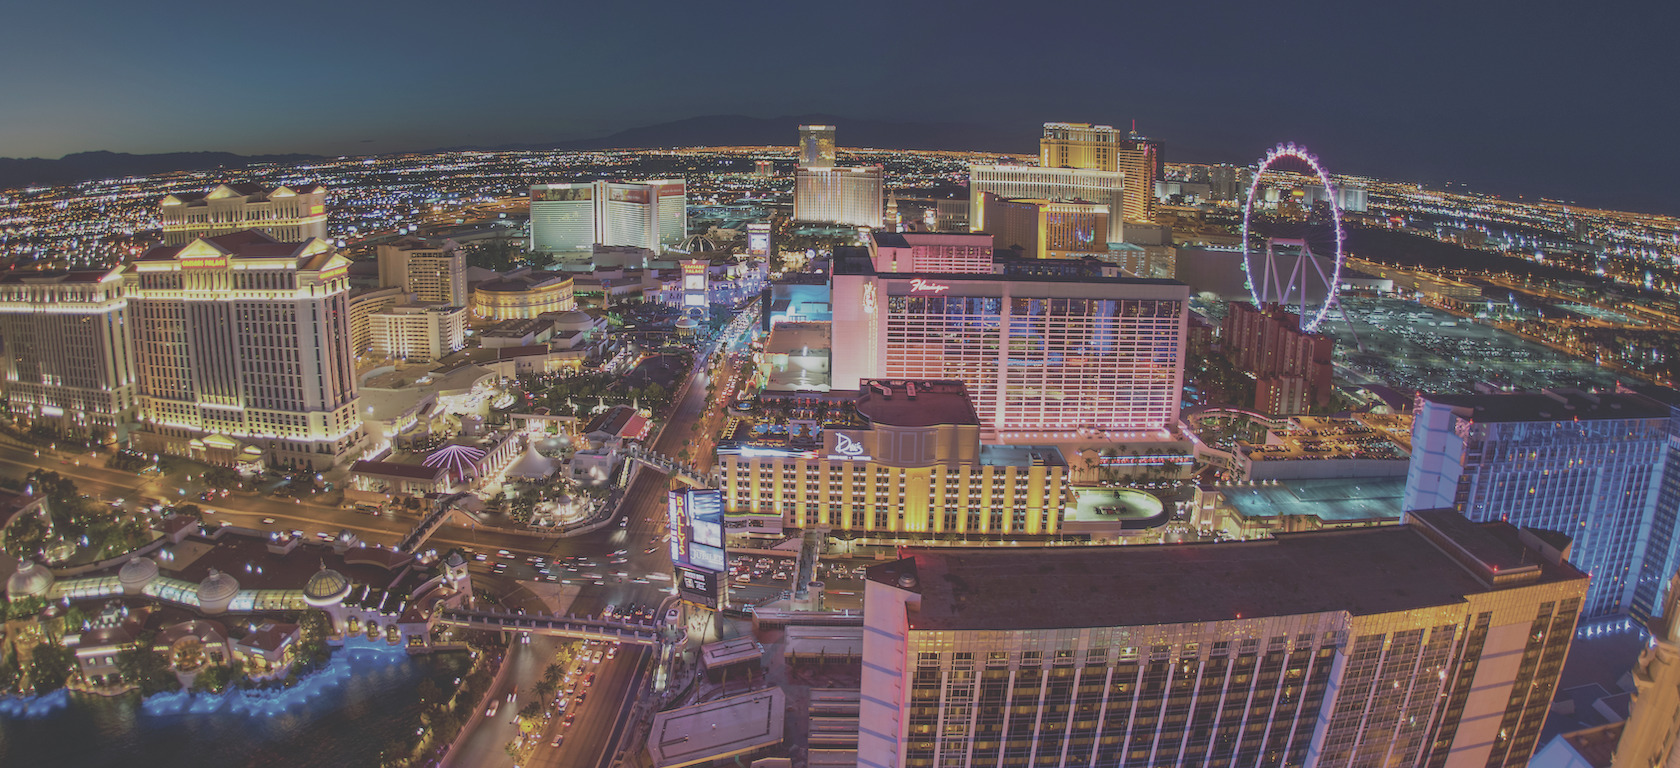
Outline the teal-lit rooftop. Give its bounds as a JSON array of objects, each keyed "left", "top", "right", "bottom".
[
  {"left": 1217, "top": 477, "right": 1406, "bottom": 522},
  {"left": 979, "top": 445, "right": 1067, "bottom": 468}
]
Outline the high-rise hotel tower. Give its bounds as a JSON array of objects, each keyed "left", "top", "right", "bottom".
[
  {"left": 1405, "top": 388, "right": 1680, "bottom": 618},
  {"left": 158, "top": 183, "right": 327, "bottom": 246},
  {"left": 829, "top": 247, "right": 1186, "bottom": 439},
  {"left": 861, "top": 509, "right": 1587, "bottom": 768},
  {"left": 528, "top": 180, "right": 687, "bottom": 254},
  {"left": 0, "top": 268, "right": 136, "bottom": 441},
  {"left": 1039, "top": 122, "right": 1161, "bottom": 222},
  {"left": 793, "top": 125, "right": 883, "bottom": 229},
  {"left": 126, "top": 230, "right": 366, "bottom": 470}
]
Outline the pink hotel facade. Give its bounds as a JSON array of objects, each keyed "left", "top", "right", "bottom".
[{"left": 829, "top": 249, "right": 1187, "bottom": 441}]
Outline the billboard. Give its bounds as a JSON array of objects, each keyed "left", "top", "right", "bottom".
[
  {"left": 675, "top": 565, "right": 721, "bottom": 609},
  {"left": 747, "top": 223, "right": 771, "bottom": 258},
  {"left": 670, "top": 488, "right": 727, "bottom": 608},
  {"left": 532, "top": 185, "right": 592, "bottom": 202},
  {"left": 669, "top": 488, "right": 725, "bottom": 571}
]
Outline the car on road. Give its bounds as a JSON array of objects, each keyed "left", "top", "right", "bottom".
[
  {"left": 260, "top": 518, "right": 275, "bottom": 525},
  {"left": 486, "top": 700, "right": 499, "bottom": 717},
  {"left": 562, "top": 713, "right": 576, "bottom": 727},
  {"left": 551, "top": 735, "right": 564, "bottom": 748}
]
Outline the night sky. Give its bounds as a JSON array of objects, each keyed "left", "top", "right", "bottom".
[{"left": 4, "top": 0, "right": 1675, "bottom": 212}]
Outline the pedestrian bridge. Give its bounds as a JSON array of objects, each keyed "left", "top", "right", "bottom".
[
  {"left": 396, "top": 492, "right": 471, "bottom": 554},
  {"left": 435, "top": 608, "right": 663, "bottom": 646},
  {"left": 622, "top": 444, "right": 717, "bottom": 487}
]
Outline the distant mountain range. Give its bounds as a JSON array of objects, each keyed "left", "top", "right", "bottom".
[
  {"left": 0, "top": 150, "right": 324, "bottom": 192},
  {"left": 446, "top": 114, "right": 1040, "bottom": 156},
  {"left": 0, "top": 115, "right": 1048, "bottom": 191}
]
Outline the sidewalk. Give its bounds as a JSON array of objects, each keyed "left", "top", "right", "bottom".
[{"left": 438, "top": 648, "right": 513, "bottom": 768}]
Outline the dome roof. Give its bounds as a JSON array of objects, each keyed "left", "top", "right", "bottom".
[
  {"left": 552, "top": 310, "right": 594, "bottom": 329},
  {"left": 6, "top": 560, "right": 52, "bottom": 600},
  {"left": 303, "top": 567, "right": 351, "bottom": 605},
  {"left": 118, "top": 556, "right": 159, "bottom": 588},
  {"left": 676, "top": 235, "right": 718, "bottom": 254},
  {"left": 197, "top": 568, "right": 240, "bottom": 605}
]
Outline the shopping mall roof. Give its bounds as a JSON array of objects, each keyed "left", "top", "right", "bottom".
[
  {"left": 1214, "top": 477, "right": 1407, "bottom": 523},
  {"left": 764, "top": 322, "right": 830, "bottom": 356},
  {"left": 869, "top": 512, "right": 1586, "bottom": 632},
  {"left": 647, "top": 687, "right": 786, "bottom": 768},
  {"left": 855, "top": 380, "right": 978, "bottom": 427}
]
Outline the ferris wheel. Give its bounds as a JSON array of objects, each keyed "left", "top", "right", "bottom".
[{"left": 1239, "top": 143, "right": 1346, "bottom": 334}]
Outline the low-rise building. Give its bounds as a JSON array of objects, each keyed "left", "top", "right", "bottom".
[
  {"left": 472, "top": 269, "right": 575, "bottom": 320},
  {"left": 368, "top": 303, "right": 467, "bottom": 362},
  {"left": 718, "top": 381, "right": 1068, "bottom": 540}
]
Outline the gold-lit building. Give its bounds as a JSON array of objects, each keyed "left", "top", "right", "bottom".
[
  {"left": 976, "top": 194, "right": 1110, "bottom": 259},
  {"left": 717, "top": 380, "right": 1068, "bottom": 538},
  {"left": 0, "top": 268, "right": 136, "bottom": 441},
  {"left": 861, "top": 509, "right": 1588, "bottom": 768},
  {"left": 471, "top": 270, "right": 575, "bottom": 320},
  {"left": 376, "top": 237, "right": 467, "bottom": 306},
  {"left": 1039, "top": 122, "right": 1160, "bottom": 222},
  {"left": 347, "top": 285, "right": 407, "bottom": 356},
  {"left": 126, "top": 230, "right": 367, "bottom": 470},
  {"left": 159, "top": 183, "right": 327, "bottom": 246}
]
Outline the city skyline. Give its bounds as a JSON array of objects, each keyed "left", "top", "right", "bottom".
[
  {"left": 0, "top": 5, "right": 1677, "bottom": 765},
  {"left": 3, "top": 1, "right": 1678, "bottom": 213}
]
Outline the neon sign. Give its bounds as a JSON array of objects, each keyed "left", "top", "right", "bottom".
[
  {"left": 834, "top": 433, "right": 865, "bottom": 456},
  {"left": 862, "top": 283, "right": 876, "bottom": 314},
  {"left": 181, "top": 257, "right": 227, "bottom": 269},
  {"left": 910, "top": 279, "right": 950, "bottom": 294}
]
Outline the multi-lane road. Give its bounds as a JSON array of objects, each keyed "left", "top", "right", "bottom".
[
  {"left": 0, "top": 306, "right": 759, "bottom": 768},
  {"left": 442, "top": 321, "right": 756, "bottom": 767}
]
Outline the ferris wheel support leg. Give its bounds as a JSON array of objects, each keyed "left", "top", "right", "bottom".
[{"left": 1334, "top": 298, "right": 1366, "bottom": 354}]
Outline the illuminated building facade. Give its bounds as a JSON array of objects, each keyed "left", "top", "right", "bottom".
[
  {"left": 1039, "top": 122, "right": 1160, "bottom": 221},
  {"left": 1405, "top": 389, "right": 1680, "bottom": 618},
  {"left": 717, "top": 381, "right": 1067, "bottom": 538},
  {"left": 0, "top": 268, "right": 136, "bottom": 441},
  {"left": 798, "top": 124, "right": 837, "bottom": 168},
  {"left": 746, "top": 222, "right": 773, "bottom": 260},
  {"left": 794, "top": 166, "right": 883, "bottom": 228},
  {"left": 866, "top": 232, "right": 994, "bottom": 274},
  {"left": 977, "top": 194, "right": 1110, "bottom": 259},
  {"left": 158, "top": 183, "right": 327, "bottom": 246},
  {"left": 529, "top": 180, "right": 687, "bottom": 254},
  {"left": 471, "top": 270, "right": 575, "bottom": 320},
  {"left": 860, "top": 509, "right": 1587, "bottom": 768},
  {"left": 1221, "top": 302, "right": 1334, "bottom": 415},
  {"left": 969, "top": 165, "right": 1125, "bottom": 244},
  {"left": 126, "top": 230, "right": 366, "bottom": 470},
  {"left": 830, "top": 249, "right": 1187, "bottom": 439},
  {"left": 368, "top": 304, "right": 467, "bottom": 362},
  {"left": 347, "top": 286, "right": 406, "bottom": 356},
  {"left": 375, "top": 237, "right": 467, "bottom": 306},
  {"left": 679, "top": 259, "right": 709, "bottom": 319}
]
